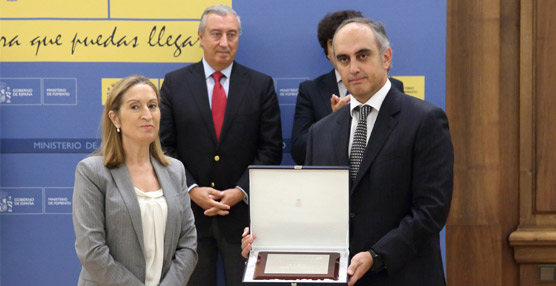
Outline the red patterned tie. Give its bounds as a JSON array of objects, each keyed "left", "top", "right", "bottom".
[{"left": 212, "top": 71, "right": 227, "bottom": 140}]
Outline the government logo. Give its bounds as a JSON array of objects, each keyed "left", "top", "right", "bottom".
[
  {"left": 0, "top": 192, "right": 14, "bottom": 213},
  {"left": 0, "top": 81, "right": 12, "bottom": 104}
]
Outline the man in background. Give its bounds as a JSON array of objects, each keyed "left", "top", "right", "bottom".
[{"left": 160, "top": 5, "right": 282, "bottom": 285}]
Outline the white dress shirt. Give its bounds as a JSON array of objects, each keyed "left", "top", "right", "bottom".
[{"left": 348, "top": 79, "right": 392, "bottom": 154}]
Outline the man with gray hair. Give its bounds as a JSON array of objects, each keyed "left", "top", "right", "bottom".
[
  {"left": 243, "top": 17, "right": 453, "bottom": 285},
  {"left": 319, "top": 17, "right": 452, "bottom": 285},
  {"left": 160, "top": 4, "right": 282, "bottom": 285}
]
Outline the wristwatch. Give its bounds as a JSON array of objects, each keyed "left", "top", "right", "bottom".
[{"left": 369, "top": 249, "right": 385, "bottom": 273}]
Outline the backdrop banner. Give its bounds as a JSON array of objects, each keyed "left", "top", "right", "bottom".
[{"left": 0, "top": 1, "right": 446, "bottom": 285}]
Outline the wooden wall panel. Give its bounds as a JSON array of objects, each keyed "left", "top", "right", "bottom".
[
  {"left": 499, "top": 1, "right": 521, "bottom": 285},
  {"left": 447, "top": 0, "right": 520, "bottom": 285},
  {"left": 535, "top": 0, "right": 556, "bottom": 213},
  {"left": 447, "top": 0, "right": 502, "bottom": 226},
  {"left": 510, "top": 0, "right": 556, "bottom": 285},
  {"left": 447, "top": 226, "right": 502, "bottom": 286},
  {"left": 448, "top": 0, "right": 556, "bottom": 284}
]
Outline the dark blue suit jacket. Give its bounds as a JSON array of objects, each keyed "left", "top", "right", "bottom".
[
  {"left": 159, "top": 61, "right": 283, "bottom": 242},
  {"left": 305, "top": 87, "right": 453, "bottom": 285},
  {"left": 291, "top": 69, "right": 404, "bottom": 164}
]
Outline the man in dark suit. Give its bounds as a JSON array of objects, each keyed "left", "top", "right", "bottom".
[
  {"left": 290, "top": 10, "right": 405, "bottom": 165},
  {"left": 159, "top": 5, "right": 282, "bottom": 286},
  {"left": 243, "top": 17, "right": 452, "bottom": 285},
  {"left": 306, "top": 17, "right": 453, "bottom": 285}
]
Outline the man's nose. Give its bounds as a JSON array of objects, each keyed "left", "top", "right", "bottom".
[
  {"left": 219, "top": 35, "right": 229, "bottom": 47},
  {"left": 349, "top": 60, "right": 360, "bottom": 74}
]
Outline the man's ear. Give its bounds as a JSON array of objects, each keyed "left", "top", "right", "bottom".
[
  {"left": 198, "top": 31, "right": 204, "bottom": 48},
  {"left": 382, "top": 48, "right": 392, "bottom": 70}
]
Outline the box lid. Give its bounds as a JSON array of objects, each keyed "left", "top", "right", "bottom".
[{"left": 249, "top": 166, "right": 349, "bottom": 250}]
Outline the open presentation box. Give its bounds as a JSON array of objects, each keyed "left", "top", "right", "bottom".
[{"left": 243, "top": 166, "right": 349, "bottom": 285}]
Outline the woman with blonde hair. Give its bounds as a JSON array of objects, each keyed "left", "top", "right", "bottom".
[{"left": 72, "top": 75, "right": 197, "bottom": 286}]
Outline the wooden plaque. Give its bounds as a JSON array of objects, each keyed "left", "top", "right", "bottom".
[{"left": 253, "top": 252, "right": 340, "bottom": 280}]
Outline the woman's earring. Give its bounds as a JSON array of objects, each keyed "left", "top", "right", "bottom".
[{"left": 117, "top": 127, "right": 121, "bottom": 133}]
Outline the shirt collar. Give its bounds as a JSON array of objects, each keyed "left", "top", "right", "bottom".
[
  {"left": 350, "top": 78, "right": 391, "bottom": 117},
  {"left": 202, "top": 58, "right": 233, "bottom": 80}
]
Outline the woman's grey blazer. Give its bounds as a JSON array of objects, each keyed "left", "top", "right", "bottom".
[{"left": 72, "top": 155, "right": 198, "bottom": 286}]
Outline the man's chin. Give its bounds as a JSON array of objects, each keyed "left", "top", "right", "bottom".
[
  {"left": 347, "top": 86, "right": 365, "bottom": 94},
  {"left": 348, "top": 88, "right": 371, "bottom": 100},
  {"left": 216, "top": 55, "right": 233, "bottom": 62}
]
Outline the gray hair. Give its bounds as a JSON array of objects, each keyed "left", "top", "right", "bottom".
[
  {"left": 198, "top": 5, "right": 242, "bottom": 35},
  {"left": 333, "top": 17, "right": 390, "bottom": 54}
]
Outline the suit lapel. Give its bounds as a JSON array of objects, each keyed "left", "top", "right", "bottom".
[
  {"left": 351, "top": 90, "right": 401, "bottom": 193},
  {"left": 151, "top": 158, "right": 178, "bottom": 267},
  {"left": 219, "top": 62, "right": 248, "bottom": 143},
  {"left": 333, "top": 107, "right": 351, "bottom": 165},
  {"left": 319, "top": 69, "right": 340, "bottom": 114},
  {"left": 186, "top": 62, "right": 217, "bottom": 144},
  {"left": 109, "top": 164, "right": 145, "bottom": 253}
]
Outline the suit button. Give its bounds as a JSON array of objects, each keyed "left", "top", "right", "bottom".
[
  {"left": 350, "top": 212, "right": 355, "bottom": 218},
  {"left": 214, "top": 155, "right": 220, "bottom": 162},
  {"left": 211, "top": 182, "right": 215, "bottom": 187}
]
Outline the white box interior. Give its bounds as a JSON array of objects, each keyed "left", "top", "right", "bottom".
[{"left": 244, "top": 167, "right": 349, "bottom": 283}]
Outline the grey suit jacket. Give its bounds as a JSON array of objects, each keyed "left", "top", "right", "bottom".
[{"left": 73, "top": 155, "right": 198, "bottom": 286}]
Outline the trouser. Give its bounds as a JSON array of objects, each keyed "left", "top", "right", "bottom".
[{"left": 188, "top": 218, "right": 245, "bottom": 286}]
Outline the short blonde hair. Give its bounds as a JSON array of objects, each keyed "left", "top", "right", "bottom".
[{"left": 97, "top": 75, "right": 169, "bottom": 168}]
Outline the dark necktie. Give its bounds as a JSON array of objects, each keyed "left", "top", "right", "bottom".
[
  {"left": 349, "top": 105, "right": 372, "bottom": 182},
  {"left": 212, "top": 71, "right": 226, "bottom": 140}
]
